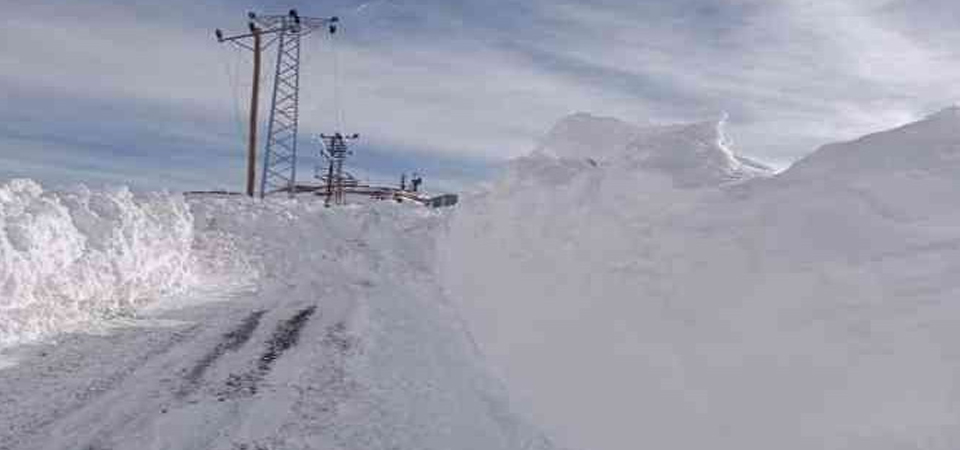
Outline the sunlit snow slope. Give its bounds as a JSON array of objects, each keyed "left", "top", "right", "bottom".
[
  {"left": 442, "top": 110, "right": 960, "bottom": 450},
  {"left": 0, "top": 191, "right": 556, "bottom": 450}
]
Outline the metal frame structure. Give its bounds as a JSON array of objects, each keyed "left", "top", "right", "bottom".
[
  {"left": 318, "top": 133, "right": 360, "bottom": 206},
  {"left": 255, "top": 11, "right": 339, "bottom": 198},
  {"left": 216, "top": 10, "right": 338, "bottom": 198}
]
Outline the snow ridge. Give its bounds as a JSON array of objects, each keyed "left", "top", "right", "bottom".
[
  {"left": 0, "top": 179, "right": 195, "bottom": 348},
  {"left": 784, "top": 105, "right": 960, "bottom": 181},
  {"left": 536, "top": 112, "right": 772, "bottom": 186}
]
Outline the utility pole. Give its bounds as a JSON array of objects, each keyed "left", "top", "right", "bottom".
[
  {"left": 256, "top": 11, "right": 339, "bottom": 198},
  {"left": 319, "top": 133, "right": 359, "bottom": 206},
  {"left": 215, "top": 10, "right": 338, "bottom": 198},
  {"left": 248, "top": 31, "right": 261, "bottom": 197},
  {"left": 215, "top": 14, "right": 266, "bottom": 197}
]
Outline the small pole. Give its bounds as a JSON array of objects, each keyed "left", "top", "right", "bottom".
[
  {"left": 246, "top": 26, "right": 262, "bottom": 197},
  {"left": 324, "top": 159, "right": 335, "bottom": 207}
]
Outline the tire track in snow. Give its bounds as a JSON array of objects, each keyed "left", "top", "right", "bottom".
[
  {"left": 177, "top": 310, "right": 266, "bottom": 398},
  {"left": 232, "top": 319, "right": 361, "bottom": 450},
  {"left": 221, "top": 306, "right": 317, "bottom": 400},
  {"left": 258, "top": 306, "right": 317, "bottom": 373}
]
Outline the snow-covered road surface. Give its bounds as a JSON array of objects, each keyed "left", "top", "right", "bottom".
[{"left": 0, "top": 192, "right": 556, "bottom": 450}]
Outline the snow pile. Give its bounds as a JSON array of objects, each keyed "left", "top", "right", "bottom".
[
  {"left": 536, "top": 112, "right": 772, "bottom": 186},
  {"left": 0, "top": 179, "right": 195, "bottom": 347},
  {"left": 441, "top": 109, "right": 960, "bottom": 450},
  {"left": 785, "top": 105, "right": 960, "bottom": 181}
]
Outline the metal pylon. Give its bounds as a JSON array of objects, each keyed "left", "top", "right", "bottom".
[{"left": 256, "top": 12, "right": 338, "bottom": 198}]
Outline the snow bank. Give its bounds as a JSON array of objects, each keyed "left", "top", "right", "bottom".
[
  {"left": 0, "top": 179, "right": 195, "bottom": 347},
  {"left": 441, "top": 110, "right": 960, "bottom": 450}
]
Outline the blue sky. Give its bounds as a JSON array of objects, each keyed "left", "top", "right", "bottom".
[{"left": 2, "top": 0, "right": 960, "bottom": 192}]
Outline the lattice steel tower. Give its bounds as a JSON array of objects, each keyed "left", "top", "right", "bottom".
[{"left": 253, "top": 10, "right": 339, "bottom": 197}]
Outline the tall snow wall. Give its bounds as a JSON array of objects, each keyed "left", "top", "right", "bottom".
[
  {"left": 0, "top": 179, "right": 195, "bottom": 347},
  {"left": 440, "top": 111, "right": 960, "bottom": 450}
]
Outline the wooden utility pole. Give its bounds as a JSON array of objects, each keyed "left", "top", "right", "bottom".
[
  {"left": 246, "top": 28, "right": 261, "bottom": 197},
  {"left": 215, "top": 13, "right": 286, "bottom": 197}
]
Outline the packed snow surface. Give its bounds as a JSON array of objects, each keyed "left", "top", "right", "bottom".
[{"left": 4, "top": 108, "right": 960, "bottom": 450}]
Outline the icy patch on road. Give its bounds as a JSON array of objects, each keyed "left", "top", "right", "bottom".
[{"left": 0, "top": 179, "right": 196, "bottom": 348}]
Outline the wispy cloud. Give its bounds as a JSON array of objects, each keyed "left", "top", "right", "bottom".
[{"left": 1, "top": 0, "right": 958, "bottom": 188}]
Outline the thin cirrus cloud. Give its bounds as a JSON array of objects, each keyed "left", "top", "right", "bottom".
[{"left": 1, "top": 0, "right": 959, "bottom": 190}]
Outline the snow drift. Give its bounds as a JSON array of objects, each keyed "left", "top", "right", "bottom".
[
  {"left": 0, "top": 179, "right": 194, "bottom": 347},
  {"left": 536, "top": 112, "right": 772, "bottom": 185},
  {"left": 442, "top": 110, "right": 960, "bottom": 450}
]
